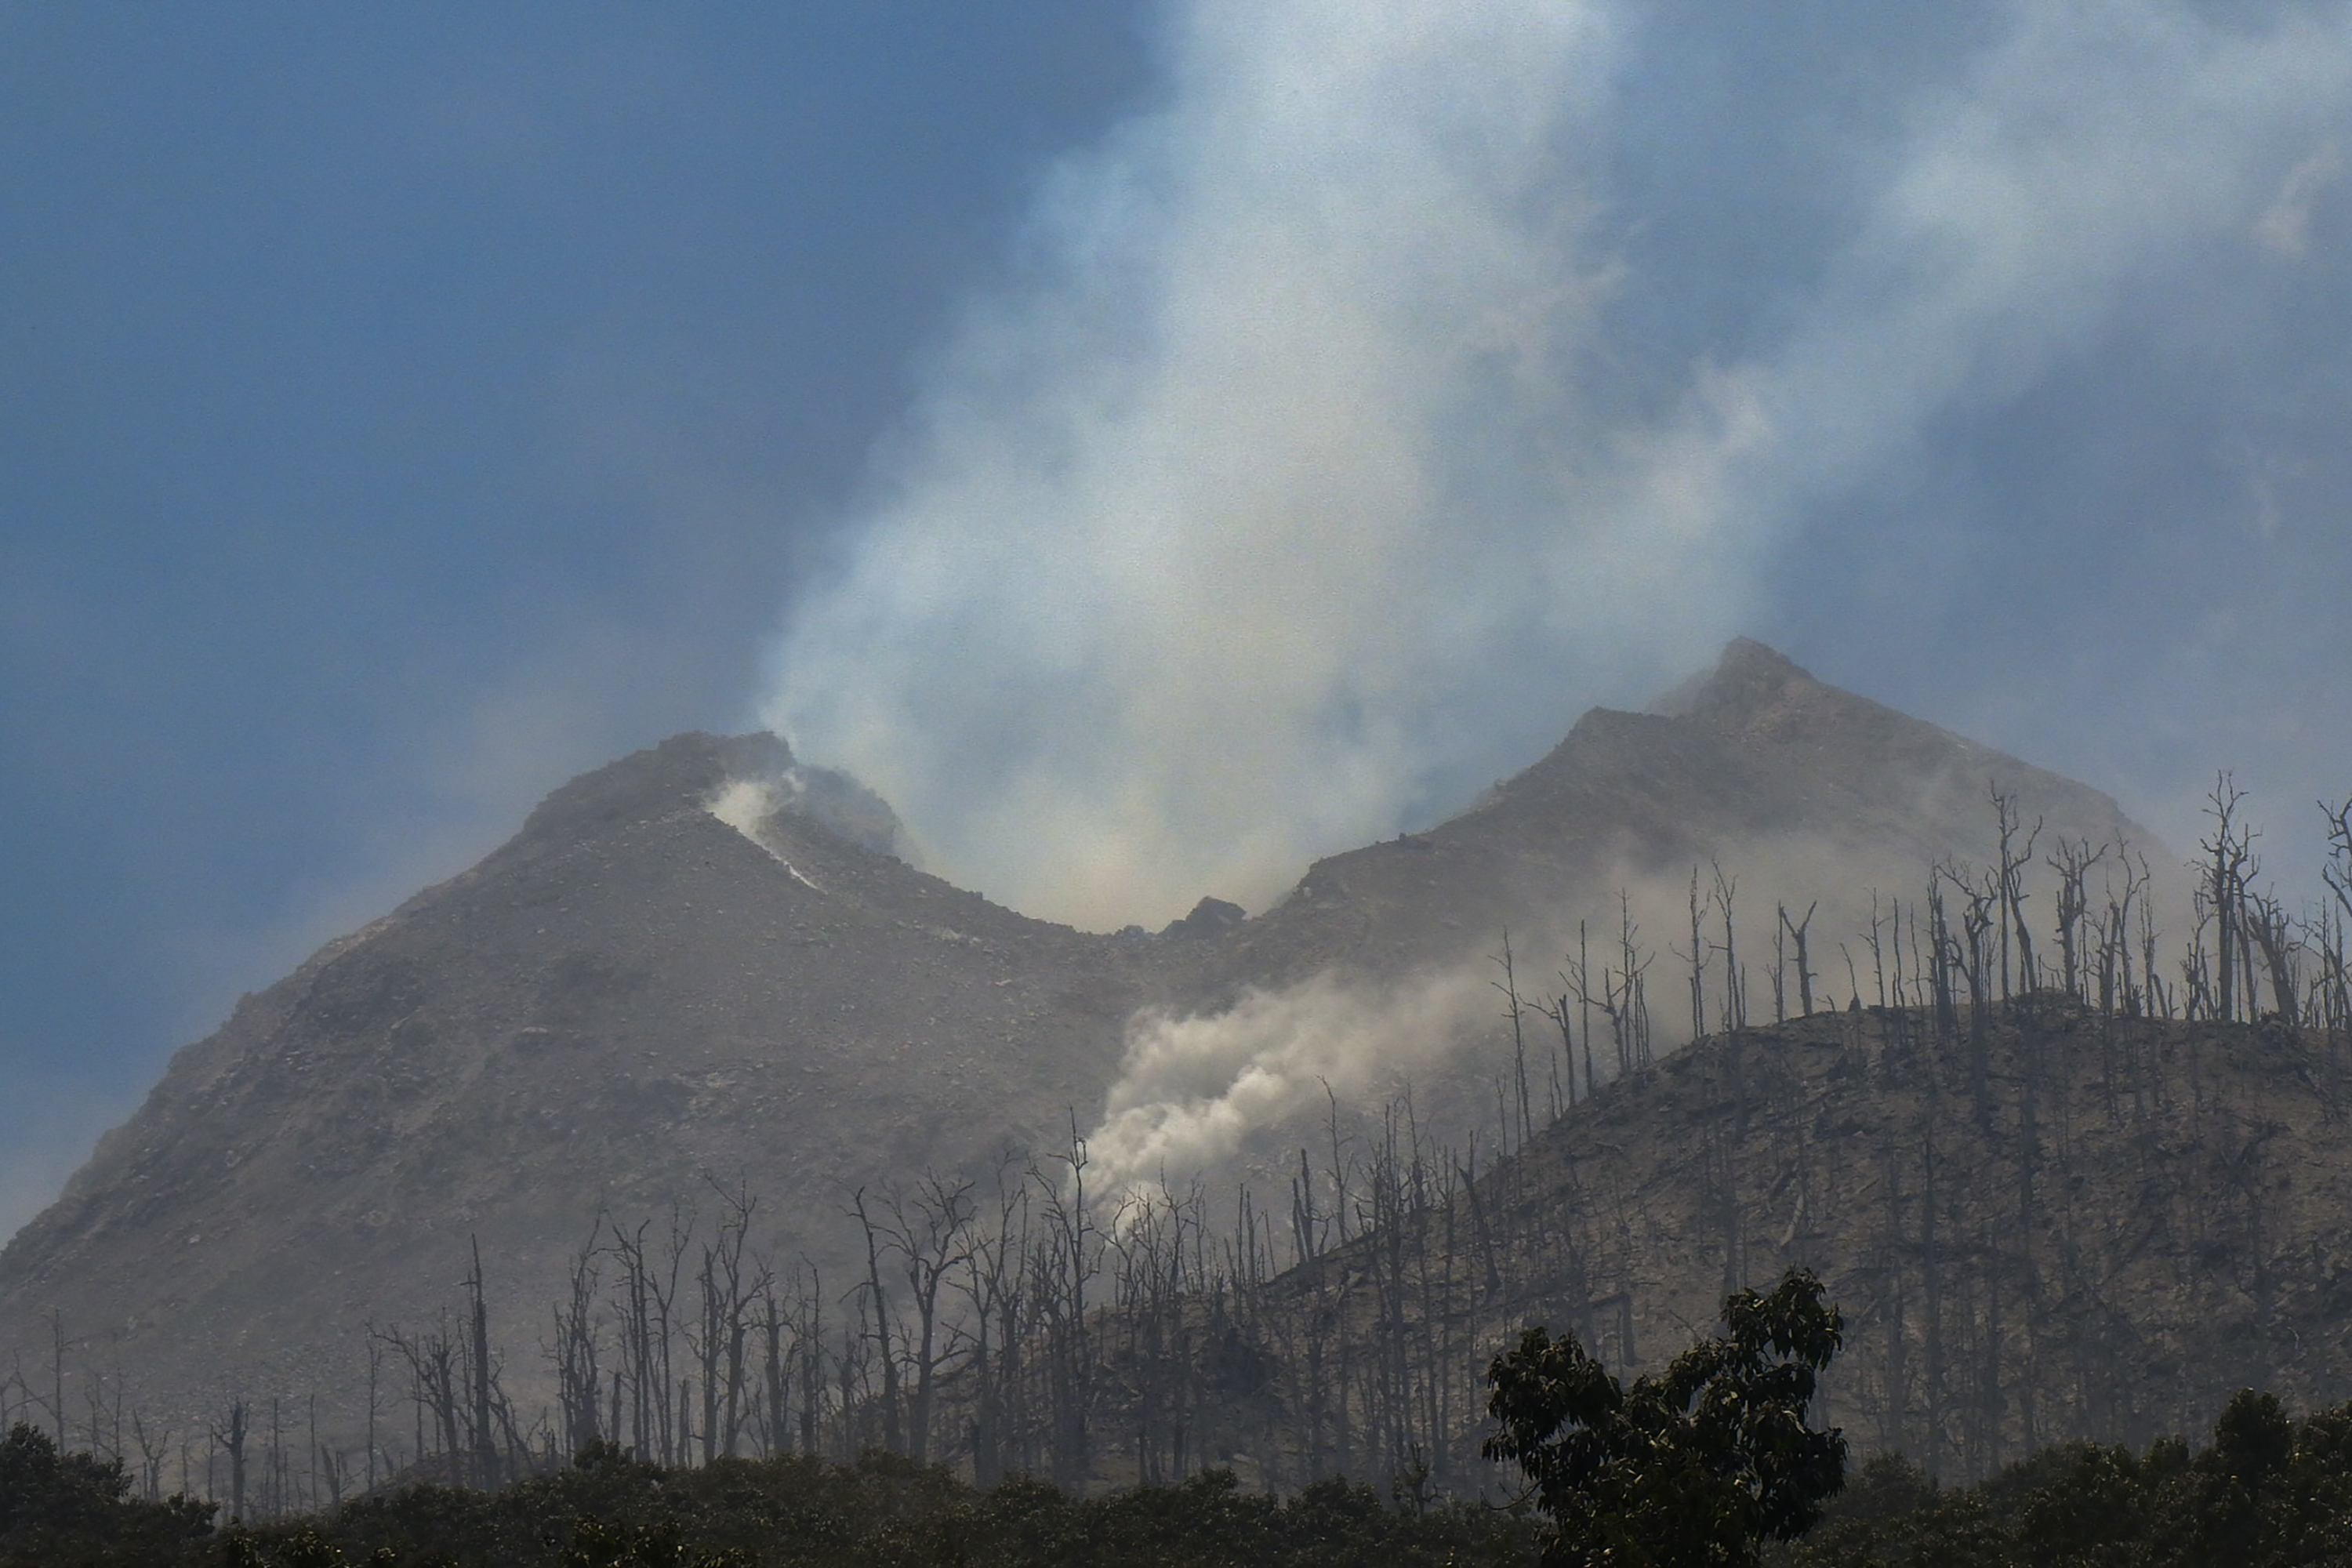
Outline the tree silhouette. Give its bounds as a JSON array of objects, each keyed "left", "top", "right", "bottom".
[{"left": 1484, "top": 1269, "right": 1847, "bottom": 1567}]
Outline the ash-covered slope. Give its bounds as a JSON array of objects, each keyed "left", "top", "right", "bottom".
[
  {"left": 1203, "top": 638, "right": 2157, "bottom": 993},
  {"left": 0, "top": 731, "right": 1172, "bottom": 1421},
  {"left": 0, "top": 640, "right": 2169, "bottom": 1433},
  {"left": 1195, "top": 1004, "right": 2352, "bottom": 1489}
]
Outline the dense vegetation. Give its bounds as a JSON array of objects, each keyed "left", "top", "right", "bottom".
[
  {"left": 1777, "top": 1388, "right": 2352, "bottom": 1566},
  {"left": 0, "top": 1426, "right": 1534, "bottom": 1567},
  {"left": 24, "top": 1388, "right": 2352, "bottom": 1566},
  {"left": 1487, "top": 1270, "right": 1848, "bottom": 1566}
]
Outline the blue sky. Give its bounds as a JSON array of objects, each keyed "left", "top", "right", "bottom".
[
  {"left": 0, "top": 4, "right": 1153, "bottom": 1225},
  {"left": 5, "top": 1, "right": 2350, "bottom": 1235}
]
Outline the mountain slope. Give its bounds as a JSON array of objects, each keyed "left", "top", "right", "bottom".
[
  {"left": 1201, "top": 638, "right": 2155, "bottom": 995},
  {"left": 1149, "top": 1003, "right": 2352, "bottom": 1490},
  {"left": 0, "top": 731, "right": 1168, "bottom": 1419},
  {"left": 0, "top": 641, "right": 2175, "bottom": 1438}
]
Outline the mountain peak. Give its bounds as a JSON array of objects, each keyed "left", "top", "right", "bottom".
[
  {"left": 503, "top": 731, "right": 788, "bottom": 857},
  {"left": 494, "top": 731, "right": 909, "bottom": 868},
  {"left": 1646, "top": 637, "right": 1814, "bottom": 728}
]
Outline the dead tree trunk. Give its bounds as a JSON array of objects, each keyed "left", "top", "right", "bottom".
[
  {"left": 2202, "top": 774, "right": 2256, "bottom": 1022},
  {"left": 1683, "top": 869, "right": 1710, "bottom": 1043},
  {"left": 2047, "top": 838, "right": 2106, "bottom": 1004},
  {"left": 1991, "top": 787, "right": 2042, "bottom": 1000},
  {"left": 1491, "top": 934, "right": 1534, "bottom": 1149},
  {"left": 553, "top": 1220, "right": 604, "bottom": 1456},
  {"left": 466, "top": 1238, "right": 497, "bottom": 1490},
  {"left": 850, "top": 1189, "right": 904, "bottom": 1454},
  {"left": 884, "top": 1172, "right": 976, "bottom": 1465},
  {"left": 1782, "top": 902, "right": 1817, "bottom": 1018},
  {"left": 213, "top": 1399, "right": 249, "bottom": 1521}
]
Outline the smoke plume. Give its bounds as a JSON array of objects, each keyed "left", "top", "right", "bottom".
[
  {"left": 1089, "top": 967, "right": 1489, "bottom": 1202},
  {"left": 764, "top": 0, "right": 2352, "bottom": 932},
  {"left": 762, "top": 0, "right": 1762, "bottom": 929}
]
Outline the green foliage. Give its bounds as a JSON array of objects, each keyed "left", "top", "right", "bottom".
[
  {"left": 1484, "top": 1268, "right": 1849, "bottom": 1566},
  {"left": 46, "top": 1377, "right": 2352, "bottom": 1568},
  {"left": 1773, "top": 1388, "right": 2352, "bottom": 1568},
  {"left": 0, "top": 1429, "right": 1531, "bottom": 1566},
  {"left": 0, "top": 1422, "right": 214, "bottom": 1567}
]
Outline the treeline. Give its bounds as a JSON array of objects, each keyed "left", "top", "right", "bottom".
[
  {"left": 0, "top": 1423, "right": 1534, "bottom": 1568},
  {"left": 0, "top": 1126, "right": 1359, "bottom": 1513},
  {"left": 1776, "top": 1388, "right": 2352, "bottom": 1567},
  {"left": 26, "top": 1368, "right": 2352, "bottom": 1566}
]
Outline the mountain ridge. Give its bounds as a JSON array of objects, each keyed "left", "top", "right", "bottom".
[{"left": 0, "top": 640, "right": 2175, "bottom": 1439}]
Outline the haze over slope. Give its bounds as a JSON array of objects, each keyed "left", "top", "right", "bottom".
[
  {"left": 1087, "top": 637, "right": 2164, "bottom": 1196},
  {"left": 1, "top": 731, "right": 1172, "bottom": 1422},
  {"left": 0, "top": 642, "right": 2166, "bottom": 1432},
  {"left": 1212, "top": 637, "right": 2150, "bottom": 989},
  {"left": 1080, "top": 1004, "right": 2352, "bottom": 1492}
]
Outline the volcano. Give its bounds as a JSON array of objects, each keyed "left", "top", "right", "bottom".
[{"left": 0, "top": 640, "right": 2162, "bottom": 1436}]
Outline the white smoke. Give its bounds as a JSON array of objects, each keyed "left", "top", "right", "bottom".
[
  {"left": 1083, "top": 816, "right": 2191, "bottom": 1204},
  {"left": 2256, "top": 143, "right": 2344, "bottom": 261},
  {"left": 1088, "top": 967, "right": 1489, "bottom": 1202},
  {"left": 763, "top": 0, "right": 2352, "bottom": 935},
  {"left": 704, "top": 778, "right": 826, "bottom": 891},
  {"left": 762, "top": 0, "right": 1769, "bottom": 930},
  {"left": 706, "top": 777, "right": 778, "bottom": 839},
  {"left": 1740, "top": 1, "right": 2352, "bottom": 510}
]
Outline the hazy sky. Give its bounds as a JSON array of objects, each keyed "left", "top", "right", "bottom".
[{"left": 5, "top": 1, "right": 2350, "bottom": 1236}]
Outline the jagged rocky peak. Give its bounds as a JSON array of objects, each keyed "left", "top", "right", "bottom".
[
  {"left": 1647, "top": 637, "right": 1842, "bottom": 735},
  {"left": 1647, "top": 636, "right": 1991, "bottom": 765},
  {"left": 764, "top": 761, "right": 907, "bottom": 860},
  {"left": 1160, "top": 895, "right": 1247, "bottom": 940},
  {"left": 518, "top": 728, "right": 909, "bottom": 862},
  {"left": 1471, "top": 637, "right": 1846, "bottom": 815},
  {"left": 499, "top": 731, "right": 788, "bottom": 858},
  {"left": 704, "top": 743, "right": 909, "bottom": 862}
]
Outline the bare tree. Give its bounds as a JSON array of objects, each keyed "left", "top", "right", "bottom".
[
  {"left": 2243, "top": 885, "right": 2301, "bottom": 1023},
  {"left": 1491, "top": 933, "right": 1534, "bottom": 1149},
  {"left": 2201, "top": 774, "right": 2259, "bottom": 1023},
  {"left": 1680, "top": 869, "right": 1711, "bottom": 1042},
  {"left": 880, "top": 1172, "right": 977, "bottom": 1465},
  {"left": 1781, "top": 902, "right": 1818, "bottom": 1018},
  {"left": 130, "top": 1411, "right": 169, "bottom": 1503},
  {"left": 953, "top": 1162, "right": 1031, "bottom": 1484},
  {"left": 2045, "top": 837, "right": 2107, "bottom": 1002},
  {"left": 2313, "top": 798, "right": 2352, "bottom": 1037},
  {"left": 1936, "top": 861, "right": 1998, "bottom": 1123},
  {"left": 848, "top": 1188, "right": 904, "bottom": 1455},
  {"left": 1032, "top": 1115, "right": 1102, "bottom": 1489},
  {"left": 606, "top": 1206, "right": 694, "bottom": 1463},
  {"left": 466, "top": 1238, "right": 499, "bottom": 1489},
  {"left": 1991, "top": 787, "right": 2042, "bottom": 999},
  {"left": 691, "top": 1180, "right": 769, "bottom": 1461},
  {"left": 1539, "top": 991, "right": 1581, "bottom": 1112},
  {"left": 1715, "top": 862, "right": 1745, "bottom": 1031},
  {"left": 551, "top": 1218, "right": 604, "bottom": 1457}
]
